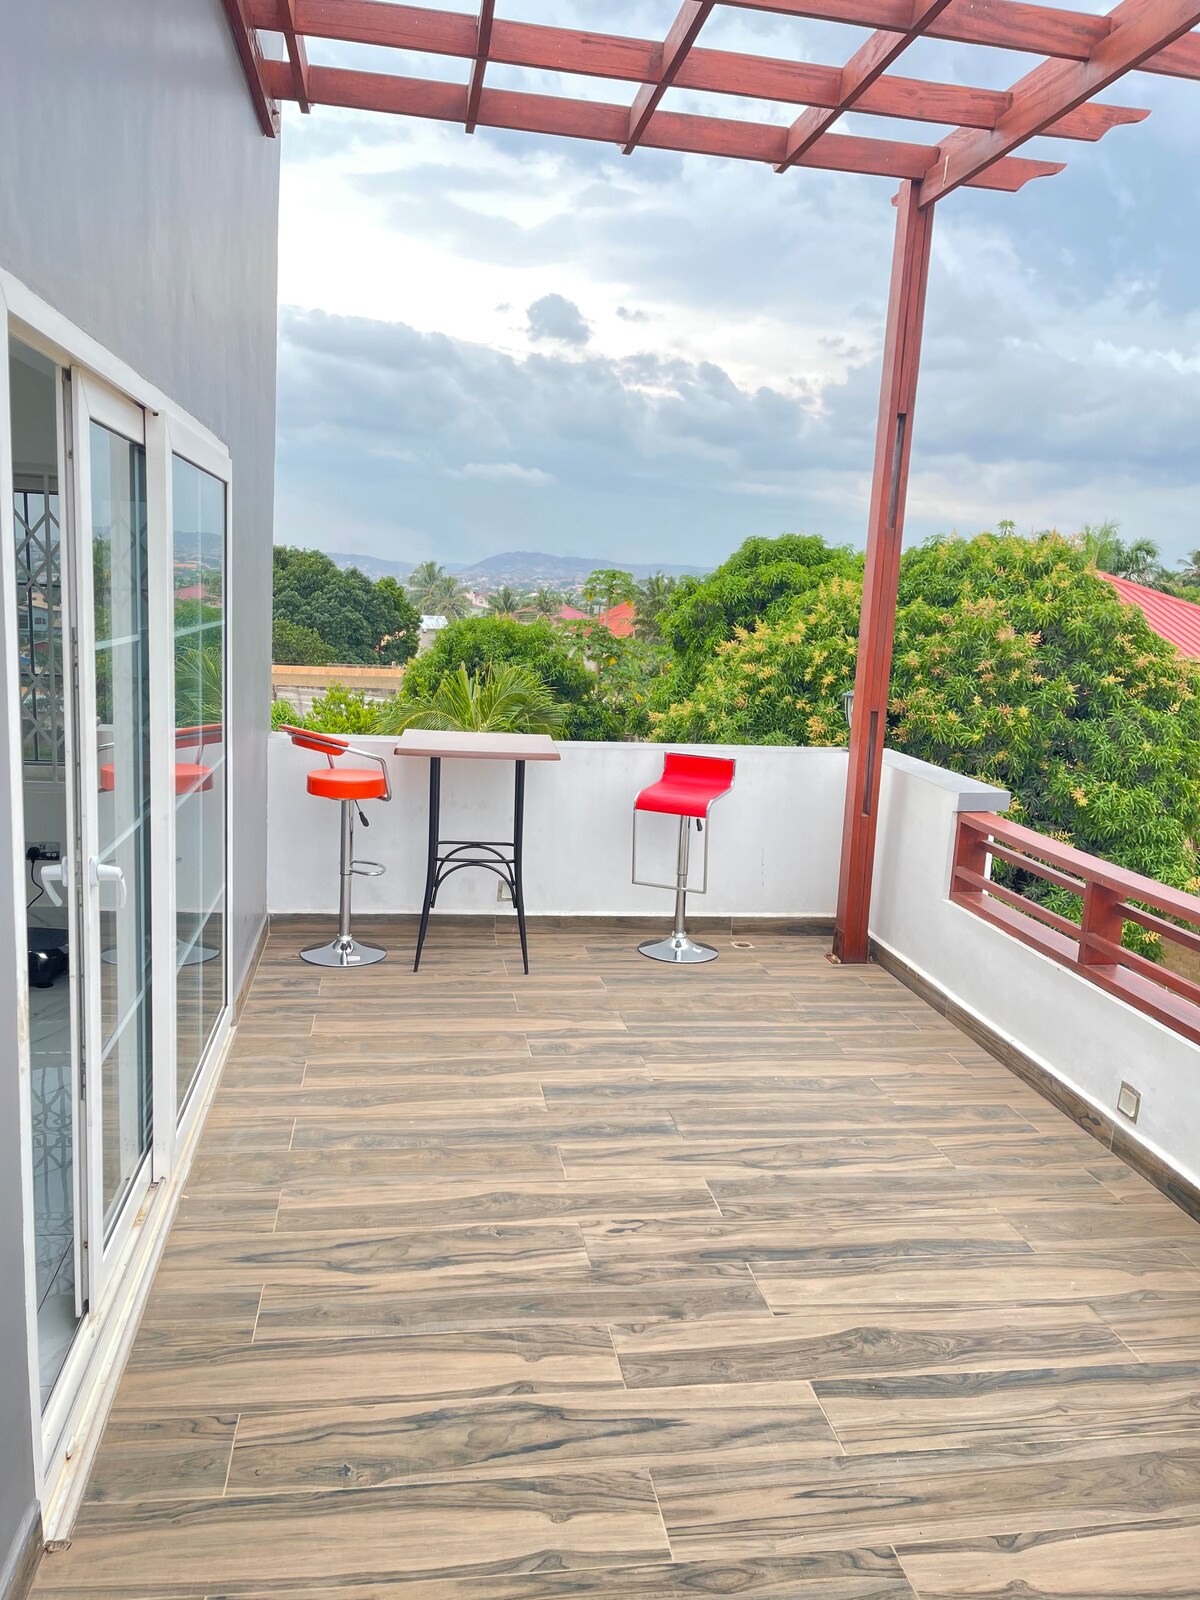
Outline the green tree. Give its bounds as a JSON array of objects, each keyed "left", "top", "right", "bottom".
[
  {"left": 654, "top": 533, "right": 860, "bottom": 700},
  {"left": 1176, "top": 549, "right": 1200, "bottom": 589},
  {"left": 531, "top": 586, "right": 561, "bottom": 618},
  {"left": 374, "top": 576, "right": 421, "bottom": 666},
  {"left": 273, "top": 546, "right": 421, "bottom": 663},
  {"left": 272, "top": 616, "right": 335, "bottom": 666},
  {"left": 487, "top": 584, "right": 523, "bottom": 618},
  {"left": 581, "top": 568, "right": 636, "bottom": 614},
  {"left": 378, "top": 663, "right": 566, "bottom": 736},
  {"left": 398, "top": 616, "right": 621, "bottom": 740},
  {"left": 654, "top": 531, "right": 1200, "bottom": 908},
  {"left": 300, "top": 684, "right": 381, "bottom": 735},
  {"left": 1077, "top": 520, "right": 1168, "bottom": 589},
  {"left": 408, "top": 560, "right": 472, "bottom": 620},
  {"left": 633, "top": 572, "right": 678, "bottom": 641}
]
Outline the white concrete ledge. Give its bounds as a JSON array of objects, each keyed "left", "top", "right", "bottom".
[{"left": 882, "top": 749, "right": 1010, "bottom": 812}]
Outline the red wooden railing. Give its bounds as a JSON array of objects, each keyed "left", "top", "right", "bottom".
[{"left": 951, "top": 812, "right": 1200, "bottom": 1047}]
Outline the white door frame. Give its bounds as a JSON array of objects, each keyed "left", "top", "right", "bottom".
[{"left": 1, "top": 269, "right": 235, "bottom": 1515}]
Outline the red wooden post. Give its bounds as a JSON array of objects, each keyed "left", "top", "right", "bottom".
[{"left": 833, "top": 180, "right": 935, "bottom": 963}]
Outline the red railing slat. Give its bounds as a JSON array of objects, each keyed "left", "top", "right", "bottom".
[{"left": 950, "top": 811, "right": 1200, "bottom": 1046}]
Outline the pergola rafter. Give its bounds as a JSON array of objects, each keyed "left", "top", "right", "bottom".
[{"left": 228, "top": 0, "right": 1197, "bottom": 964}]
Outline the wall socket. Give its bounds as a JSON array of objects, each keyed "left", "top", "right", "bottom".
[
  {"left": 27, "top": 841, "right": 61, "bottom": 863},
  {"left": 1116, "top": 1081, "right": 1141, "bottom": 1123}
]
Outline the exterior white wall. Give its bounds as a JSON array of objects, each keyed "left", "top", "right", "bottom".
[
  {"left": 872, "top": 757, "right": 1200, "bottom": 1193},
  {"left": 267, "top": 737, "right": 848, "bottom": 919}
]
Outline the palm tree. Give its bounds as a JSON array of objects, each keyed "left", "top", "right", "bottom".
[
  {"left": 633, "top": 571, "right": 677, "bottom": 640},
  {"left": 376, "top": 663, "right": 566, "bottom": 736},
  {"left": 1078, "top": 521, "right": 1164, "bottom": 585},
  {"left": 407, "top": 560, "right": 449, "bottom": 611},
  {"left": 531, "top": 586, "right": 561, "bottom": 618},
  {"left": 1177, "top": 549, "right": 1200, "bottom": 588},
  {"left": 581, "top": 568, "right": 635, "bottom": 615},
  {"left": 487, "top": 584, "right": 522, "bottom": 618},
  {"left": 427, "top": 575, "right": 472, "bottom": 621}
]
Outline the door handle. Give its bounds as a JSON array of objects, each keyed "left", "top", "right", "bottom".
[
  {"left": 39, "top": 860, "right": 66, "bottom": 907},
  {"left": 90, "top": 859, "right": 127, "bottom": 908}
]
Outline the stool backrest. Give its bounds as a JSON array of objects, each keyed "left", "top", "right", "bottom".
[
  {"left": 661, "top": 752, "right": 736, "bottom": 794},
  {"left": 279, "top": 724, "right": 349, "bottom": 758}
]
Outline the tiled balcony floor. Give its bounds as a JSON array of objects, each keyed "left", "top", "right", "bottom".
[{"left": 36, "top": 919, "right": 1200, "bottom": 1599}]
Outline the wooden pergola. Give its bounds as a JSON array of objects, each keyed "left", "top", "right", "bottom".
[{"left": 224, "top": 0, "right": 1200, "bottom": 963}]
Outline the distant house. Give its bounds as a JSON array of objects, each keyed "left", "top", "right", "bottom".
[
  {"left": 599, "top": 600, "right": 636, "bottom": 638},
  {"left": 176, "top": 581, "right": 221, "bottom": 606},
  {"left": 420, "top": 614, "right": 449, "bottom": 631},
  {"left": 556, "top": 604, "right": 588, "bottom": 622},
  {"left": 1101, "top": 574, "right": 1200, "bottom": 660}
]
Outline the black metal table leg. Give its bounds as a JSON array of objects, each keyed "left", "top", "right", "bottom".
[
  {"left": 413, "top": 757, "right": 441, "bottom": 972},
  {"left": 513, "top": 759, "right": 529, "bottom": 975}
]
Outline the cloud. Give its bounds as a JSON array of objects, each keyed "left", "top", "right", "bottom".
[
  {"left": 460, "top": 462, "right": 554, "bottom": 487},
  {"left": 526, "top": 293, "right": 593, "bottom": 346},
  {"left": 617, "top": 305, "right": 649, "bottom": 323}
]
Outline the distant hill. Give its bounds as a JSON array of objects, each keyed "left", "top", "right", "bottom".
[
  {"left": 451, "top": 551, "right": 708, "bottom": 588},
  {"left": 303, "top": 547, "right": 708, "bottom": 591},
  {"left": 321, "top": 550, "right": 415, "bottom": 582}
]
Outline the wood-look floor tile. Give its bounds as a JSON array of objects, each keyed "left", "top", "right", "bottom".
[
  {"left": 1089, "top": 1291, "right": 1200, "bottom": 1360},
  {"left": 895, "top": 1516, "right": 1200, "bottom": 1597},
  {"left": 154, "top": 1223, "right": 590, "bottom": 1288},
  {"left": 706, "top": 1166, "right": 1112, "bottom": 1216},
  {"left": 652, "top": 1442, "right": 1200, "bottom": 1559},
  {"left": 580, "top": 1214, "right": 1030, "bottom": 1268},
  {"left": 999, "top": 1202, "right": 1200, "bottom": 1246},
  {"left": 813, "top": 1360, "right": 1200, "bottom": 1454},
  {"left": 226, "top": 1381, "right": 838, "bottom": 1492},
  {"left": 613, "top": 1306, "right": 1134, "bottom": 1387},
  {"left": 757, "top": 1245, "right": 1200, "bottom": 1309},
  {"left": 50, "top": 1472, "right": 670, "bottom": 1592},
  {"left": 188, "top": 1144, "right": 567, "bottom": 1189},
  {"left": 274, "top": 1179, "right": 720, "bottom": 1233},
  {"left": 256, "top": 1265, "right": 772, "bottom": 1339},
  {"left": 115, "top": 1325, "right": 621, "bottom": 1410},
  {"left": 559, "top": 1136, "right": 951, "bottom": 1180},
  {"left": 289, "top": 1114, "right": 679, "bottom": 1149},
  {"left": 82, "top": 1414, "right": 237, "bottom": 1503}
]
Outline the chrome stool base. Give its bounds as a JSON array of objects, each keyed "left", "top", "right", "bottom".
[
  {"left": 301, "top": 935, "right": 387, "bottom": 969},
  {"left": 639, "top": 932, "right": 718, "bottom": 965}
]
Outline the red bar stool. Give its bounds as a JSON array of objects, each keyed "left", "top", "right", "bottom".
[
  {"left": 632, "top": 752, "right": 735, "bottom": 964},
  {"left": 279, "top": 725, "right": 392, "bottom": 968}
]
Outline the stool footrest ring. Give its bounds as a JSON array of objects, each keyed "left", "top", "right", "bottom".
[{"left": 351, "top": 859, "right": 386, "bottom": 877}]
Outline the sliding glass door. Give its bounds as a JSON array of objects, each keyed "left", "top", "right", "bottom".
[
  {"left": 171, "top": 454, "right": 227, "bottom": 1111},
  {"left": 73, "top": 378, "right": 155, "bottom": 1243}
]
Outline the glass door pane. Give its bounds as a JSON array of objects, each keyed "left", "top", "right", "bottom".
[
  {"left": 88, "top": 420, "right": 153, "bottom": 1228},
  {"left": 172, "top": 455, "right": 226, "bottom": 1109},
  {"left": 10, "top": 336, "right": 84, "bottom": 1405}
]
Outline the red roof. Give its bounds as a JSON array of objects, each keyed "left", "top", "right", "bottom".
[
  {"left": 1101, "top": 574, "right": 1200, "bottom": 661},
  {"left": 599, "top": 601, "right": 636, "bottom": 638},
  {"left": 556, "top": 604, "right": 587, "bottom": 621}
]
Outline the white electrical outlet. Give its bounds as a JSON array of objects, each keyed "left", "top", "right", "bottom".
[{"left": 1116, "top": 1081, "right": 1141, "bottom": 1123}]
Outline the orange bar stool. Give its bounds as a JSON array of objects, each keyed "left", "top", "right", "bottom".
[
  {"left": 279, "top": 726, "right": 392, "bottom": 968},
  {"left": 632, "top": 752, "right": 735, "bottom": 964}
]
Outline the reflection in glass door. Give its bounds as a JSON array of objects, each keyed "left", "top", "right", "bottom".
[
  {"left": 86, "top": 417, "right": 154, "bottom": 1230},
  {"left": 172, "top": 455, "right": 226, "bottom": 1109},
  {"left": 9, "top": 336, "right": 84, "bottom": 1406}
]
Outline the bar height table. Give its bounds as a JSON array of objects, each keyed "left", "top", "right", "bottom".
[{"left": 393, "top": 731, "right": 561, "bottom": 973}]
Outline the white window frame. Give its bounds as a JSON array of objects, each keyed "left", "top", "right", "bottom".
[{"left": 0, "top": 268, "right": 235, "bottom": 1527}]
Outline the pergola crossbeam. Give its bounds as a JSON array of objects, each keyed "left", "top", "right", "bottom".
[
  {"left": 625, "top": 2, "right": 718, "bottom": 154},
  {"left": 777, "top": 0, "right": 955, "bottom": 170},
  {"left": 221, "top": 0, "right": 278, "bottom": 135},
  {"left": 920, "top": 0, "right": 1200, "bottom": 202},
  {"left": 721, "top": 0, "right": 1200, "bottom": 79},
  {"left": 243, "top": 0, "right": 1151, "bottom": 142},
  {"left": 259, "top": 59, "right": 1066, "bottom": 189},
  {"left": 466, "top": 0, "right": 497, "bottom": 133},
  {"left": 278, "top": 0, "right": 312, "bottom": 113}
]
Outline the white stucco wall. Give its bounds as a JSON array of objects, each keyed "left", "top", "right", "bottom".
[
  {"left": 267, "top": 737, "right": 848, "bottom": 919},
  {"left": 872, "top": 757, "right": 1200, "bottom": 1194}
]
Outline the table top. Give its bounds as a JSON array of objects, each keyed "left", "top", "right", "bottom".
[{"left": 392, "top": 731, "right": 562, "bottom": 762}]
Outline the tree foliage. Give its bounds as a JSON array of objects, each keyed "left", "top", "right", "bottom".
[
  {"left": 378, "top": 663, "right": 566, "bottom": 736},
  {"left": 396, "top": 616, "right": 621, "bottom": 740},
  {"left": 653, "top": 534, "right": 860, "bottom": 699},
  {"left": 273, "top": 546, "right": 421, "bottom": 665},
  {"left": 272, "top": 617, "right": 335, "bottom": 666},
  {"left": 654, "top": 532, "right": 1200, "bottom": 897},
  {"left": 582, "top": 568, "right": 636, "bottom": 613}
]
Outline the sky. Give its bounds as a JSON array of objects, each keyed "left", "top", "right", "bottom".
[{"left": 272, "top": 0, "right": 1200, "bottom": 574}]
